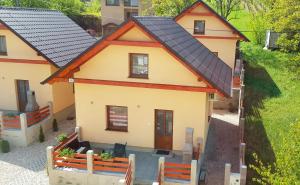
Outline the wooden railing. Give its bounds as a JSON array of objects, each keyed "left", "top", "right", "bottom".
[
  {"left": 26, "top": 105, "right": 50, "bottom": 127},
  {"left": 53, "top": 152, "right": 88, "bottom": 169},
  {"left": 3, "top": 115, "right": 20, "bottom": 129},
  {"left": 54, "top": 132, "right": 78, "bottom": 151},
  {"left": 164, "top": 162, "right": 191, "bottom": 181},
  {"left": 93, "top": 155, "right": 129, "bottom": 173},
  {"left": 125, "top": 162, "right": 132, "bottom": 185}
]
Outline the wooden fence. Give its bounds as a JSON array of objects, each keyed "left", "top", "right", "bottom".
[
  {"left": 26, "top": 105, "right": 50, "bottom": 127},
  {"left": 164, "top": 162, "right": 191, "bottom": 181},
  {"left": 2, "top": 115, "right": 20, "bottom": 129}
]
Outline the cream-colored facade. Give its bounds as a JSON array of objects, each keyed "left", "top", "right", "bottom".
[
  {"left": 73, "top": 27, "right": 211, "bottom": 151},
  {"left": 0, "top": 29, "right": 74, "bottom": 120},
  {"left": 176, "top": 4, "right": 240, "bottom": 69}
]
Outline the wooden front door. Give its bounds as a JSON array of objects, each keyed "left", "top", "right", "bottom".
[
  {"left": 16, "top": 80, "right": 29, "bottom": 112},
  {"left": 155, "top": 109, "right": 173, "bottom": 150}
]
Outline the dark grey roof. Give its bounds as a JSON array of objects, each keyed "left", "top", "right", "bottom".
[
  {"left": 0, "top": 7, "right": 97, "bottom": 67},
  {"left": 133, "top": 16, "right": 232, "bottom": 97}
]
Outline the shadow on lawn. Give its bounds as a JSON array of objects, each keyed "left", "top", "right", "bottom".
[{"left": 243, "top": 61, "right": 280, "bottom": 184}]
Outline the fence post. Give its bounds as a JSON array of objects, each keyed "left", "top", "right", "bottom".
[
  {"left": 48, "top": 101, "right": 53, "bottom": 118},
  {"left": 240, "top": 143, "right": 246, "bottom": 165},
  {"left": 240, "top": 118, "right": 245, "bottom": 142},
  {"left": 129, "top": 154, "right": 135, "bottom": 185},
  {"left": 158, "top": 157, "right": 165, "bottom": 184},
  {"left": 20, "top": 113, "right": 28, "bottom": 146},
  {"left": 47, "top": 146, "right": 54, "bottom": 171},
  {"left": 190, "top": 160, "right": 198, "bottom": 185},
  {"left": 224, "top": 163, "right": 231, "bottom": 185},
  {"left": 75, "top": 126, "right": 81, "bottom": 141},
  {"left": 240, "top": 165, "right": 247, "bottom": 185},
  {"left": 87, "top": 150, "right": 94, "bottom": 174}
]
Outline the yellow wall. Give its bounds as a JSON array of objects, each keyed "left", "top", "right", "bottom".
[
  {"left": 118, "top": 27, "right": 153, "bottom": 42},
  {"left": 75, "top": 84, "right": 208, "bottom": 150},
  {"left": 176, "top": 5, "right": 238, "bottom": 69},
  {"left": 0, "top": 62, "right": 53, "bottom": 110},
  {"left": 0, "top": 30, "right": 44, "bottom": 60},
  {"left": 75, "top": 45, "right": 206, "bottom": 87},
  {"left": 0, "top": 29, "right": 74, "bottom": 114}
]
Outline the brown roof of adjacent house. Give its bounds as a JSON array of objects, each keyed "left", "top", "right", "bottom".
[{"left": 0, "top": 7, "right": 97, "bottom": 68}]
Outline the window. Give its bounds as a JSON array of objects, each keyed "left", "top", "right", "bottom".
[
  {"left": 194, "top": 20, "right": 205, "bottom": 35},
  {"left": 106, "top": 0, "right": 119, "bottom": 6},
  {"left": 107, "top": 106, "right": 128, "bottom": 132},
  {"left": 124, "top": 0, "right": 138, "bottom": 7},
  {"left": 129, "top": 53, "right": 149, "bottom": 78},
  {"left": 0, "top": 36, "right": 7, "bottom": 55}
]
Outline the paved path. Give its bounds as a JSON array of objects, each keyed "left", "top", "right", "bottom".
[
  {"left": 201, "top": 111, "right": 240, "bottom": 185},
  {"left": 0, "top": 120, "right": 75, "bottom": 185}
]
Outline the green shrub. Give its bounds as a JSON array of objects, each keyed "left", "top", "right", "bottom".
[
  {"left": 0, "top": 140, "right": 10, "bottom": 153},
  {"left": 52, "top": 119, "right": 58, "bottom": 132},
  {"left": 39, "top": 126, "right": 45, "bottom": 143},
  {"left": 100, "top": 152, "right": 113, "bottom": 160},
  {"left": 56, "top": 133, "right": 68, "bottom": 143},
  {"left": 59, "top": 148, "right": 75, "bottom": 158}
]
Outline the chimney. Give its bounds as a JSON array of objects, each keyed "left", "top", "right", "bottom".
[{"left": 25, "top": 91, "right": 40, "bottom": 112}]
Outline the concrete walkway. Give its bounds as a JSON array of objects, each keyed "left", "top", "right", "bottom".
[
  {"left": 201, "top": 110, "right": 240, "bottom": 185},
  {"left": 0, "top": 119, "right": 75, "bottom": 185}
]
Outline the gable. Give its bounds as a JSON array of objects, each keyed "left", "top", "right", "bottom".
[
  {"left": 74, "top": 44, "right": 207, "bottom": 87},
  {"left": 118, "top": 27, "right": 154, "bottom": 42},
  {"left": 175, "top": 1, "right": 248, "bottom": 41},
  {"left": 0, "top": 29, "right": 46, "bottom": 61}
]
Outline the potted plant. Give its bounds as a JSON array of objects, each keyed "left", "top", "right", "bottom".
[
  {"left": 56, "top": 133, "right": 68, "bottom": 143},
  {"left": 100, "top": 152, "right": 113, "bottom": 162},
  {"left": 58, "top": 148, "right": 75, "bottom": 159}
]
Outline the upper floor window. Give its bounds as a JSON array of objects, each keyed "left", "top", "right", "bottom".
[
  {"left": 106, "top": 0, "right": 119, "bottom": 6},
  {"left": 124, "top": 0, "right": 138, "bottom": 7},
  {"left": 129, "top": 53, "right": 148, "bottom": 79},
  {"left": 194, "top": 20, "right": 205, "bottom": 35},
  {"left": 0, "top": 36, "right": 7, "bottom": 55},
  {"left": 107, "top": 105, "right": 128, "bottom": 132}
]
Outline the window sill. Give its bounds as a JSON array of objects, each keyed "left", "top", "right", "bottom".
[
  {"left": 128, "top": 75, "right": 149, "bottom": 79},
  {"left": 0, "top": 52, "right": 7, "bottom": 56},
  {"left": 106, "top": 4, "right": 120, "bottom": 6},
  {"left": 193, "top": 33, "right": 205, "bottom": 35},
  {"left": 105, "top": 128, "right": 128, "bottom": 133}
]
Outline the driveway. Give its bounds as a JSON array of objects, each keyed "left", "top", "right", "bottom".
[{"left": 0, "top": 119, "right": 75, "bottom": 185}]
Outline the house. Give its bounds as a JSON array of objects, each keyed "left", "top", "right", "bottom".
[
  {"left": 101, "top": 0, "right": 152, "bottom": 35},
  {"left": 0, "top": 7, "right": 96, "bottom": 121},
  {"left": 43, "top": 14, "right": 233, "bottom": 153}
]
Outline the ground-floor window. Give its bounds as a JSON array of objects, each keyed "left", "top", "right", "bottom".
[{"left": 106, "top": 105, "right": 128, "bottom": 132}]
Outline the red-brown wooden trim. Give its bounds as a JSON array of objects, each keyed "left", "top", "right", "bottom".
[
  {"left": 194, "top": 35, "right": 240, "bottom": 40},
  {"left": 0, "top": 24, "right": 8, "bottom": 30},
  {"left": 111, "top": 40, "right": 162, "bottom": 47},
  {"left": 183, "top": 12, "right": 214, "bottom": 17},
  {"left": 53, "top": 77, "right": 217, "bottom": 93},
  {"left": 0, "top": 58, "right": 49, "bottom": 64}
]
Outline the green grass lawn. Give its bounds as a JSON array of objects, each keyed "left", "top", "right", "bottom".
[{"left": 240, "top": 43, "right": 300, "bottom": 184}]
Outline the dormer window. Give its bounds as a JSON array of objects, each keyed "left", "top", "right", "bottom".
[
  {"left": 129, "top": 53, "right": 148, "bottom": 79},
  {"left": 0, "top": 36, "right": 7, "bottom": 55},
  {"left": 194, "top": 20, "right": 205, "bottom": 35},
  {"left": 106, "top": 0, "right": 119, "bottom": 6}
]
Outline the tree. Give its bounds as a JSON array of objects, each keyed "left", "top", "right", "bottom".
[
  {"left": 206, "top": 0, "right": 241, "bottom": 20},
  {"left": 266, "top": 0, "right": 300, "bottom": 52},
  {"left": 50, "top": 0, "right": 84, "bottom": 16},
  {"left": 152, "top": 0, "right": 196, "bottom": 17},
  {"left": 83, "top": 0, "right": 101, "bottom": 17}
]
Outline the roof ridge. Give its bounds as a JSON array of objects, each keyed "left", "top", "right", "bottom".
[
  {"left": 0, "top": 6, "right": 60, "bottom": 13},
  {"left": 134, "top": 16, "right": 173, "bottom": 19}
]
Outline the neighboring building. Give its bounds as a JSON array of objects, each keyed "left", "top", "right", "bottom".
[
  {"left": 101, "top": 0, "right": 151, "bottom": 36},
  {"left": 0, "top": 7, "right": 96, "bottom": 121},
  {"left": 43, "top": 15, "right": 232, "bottom": 152},
  {"left": 264, "top": 30, "right": 280, "bottom": 50}
]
